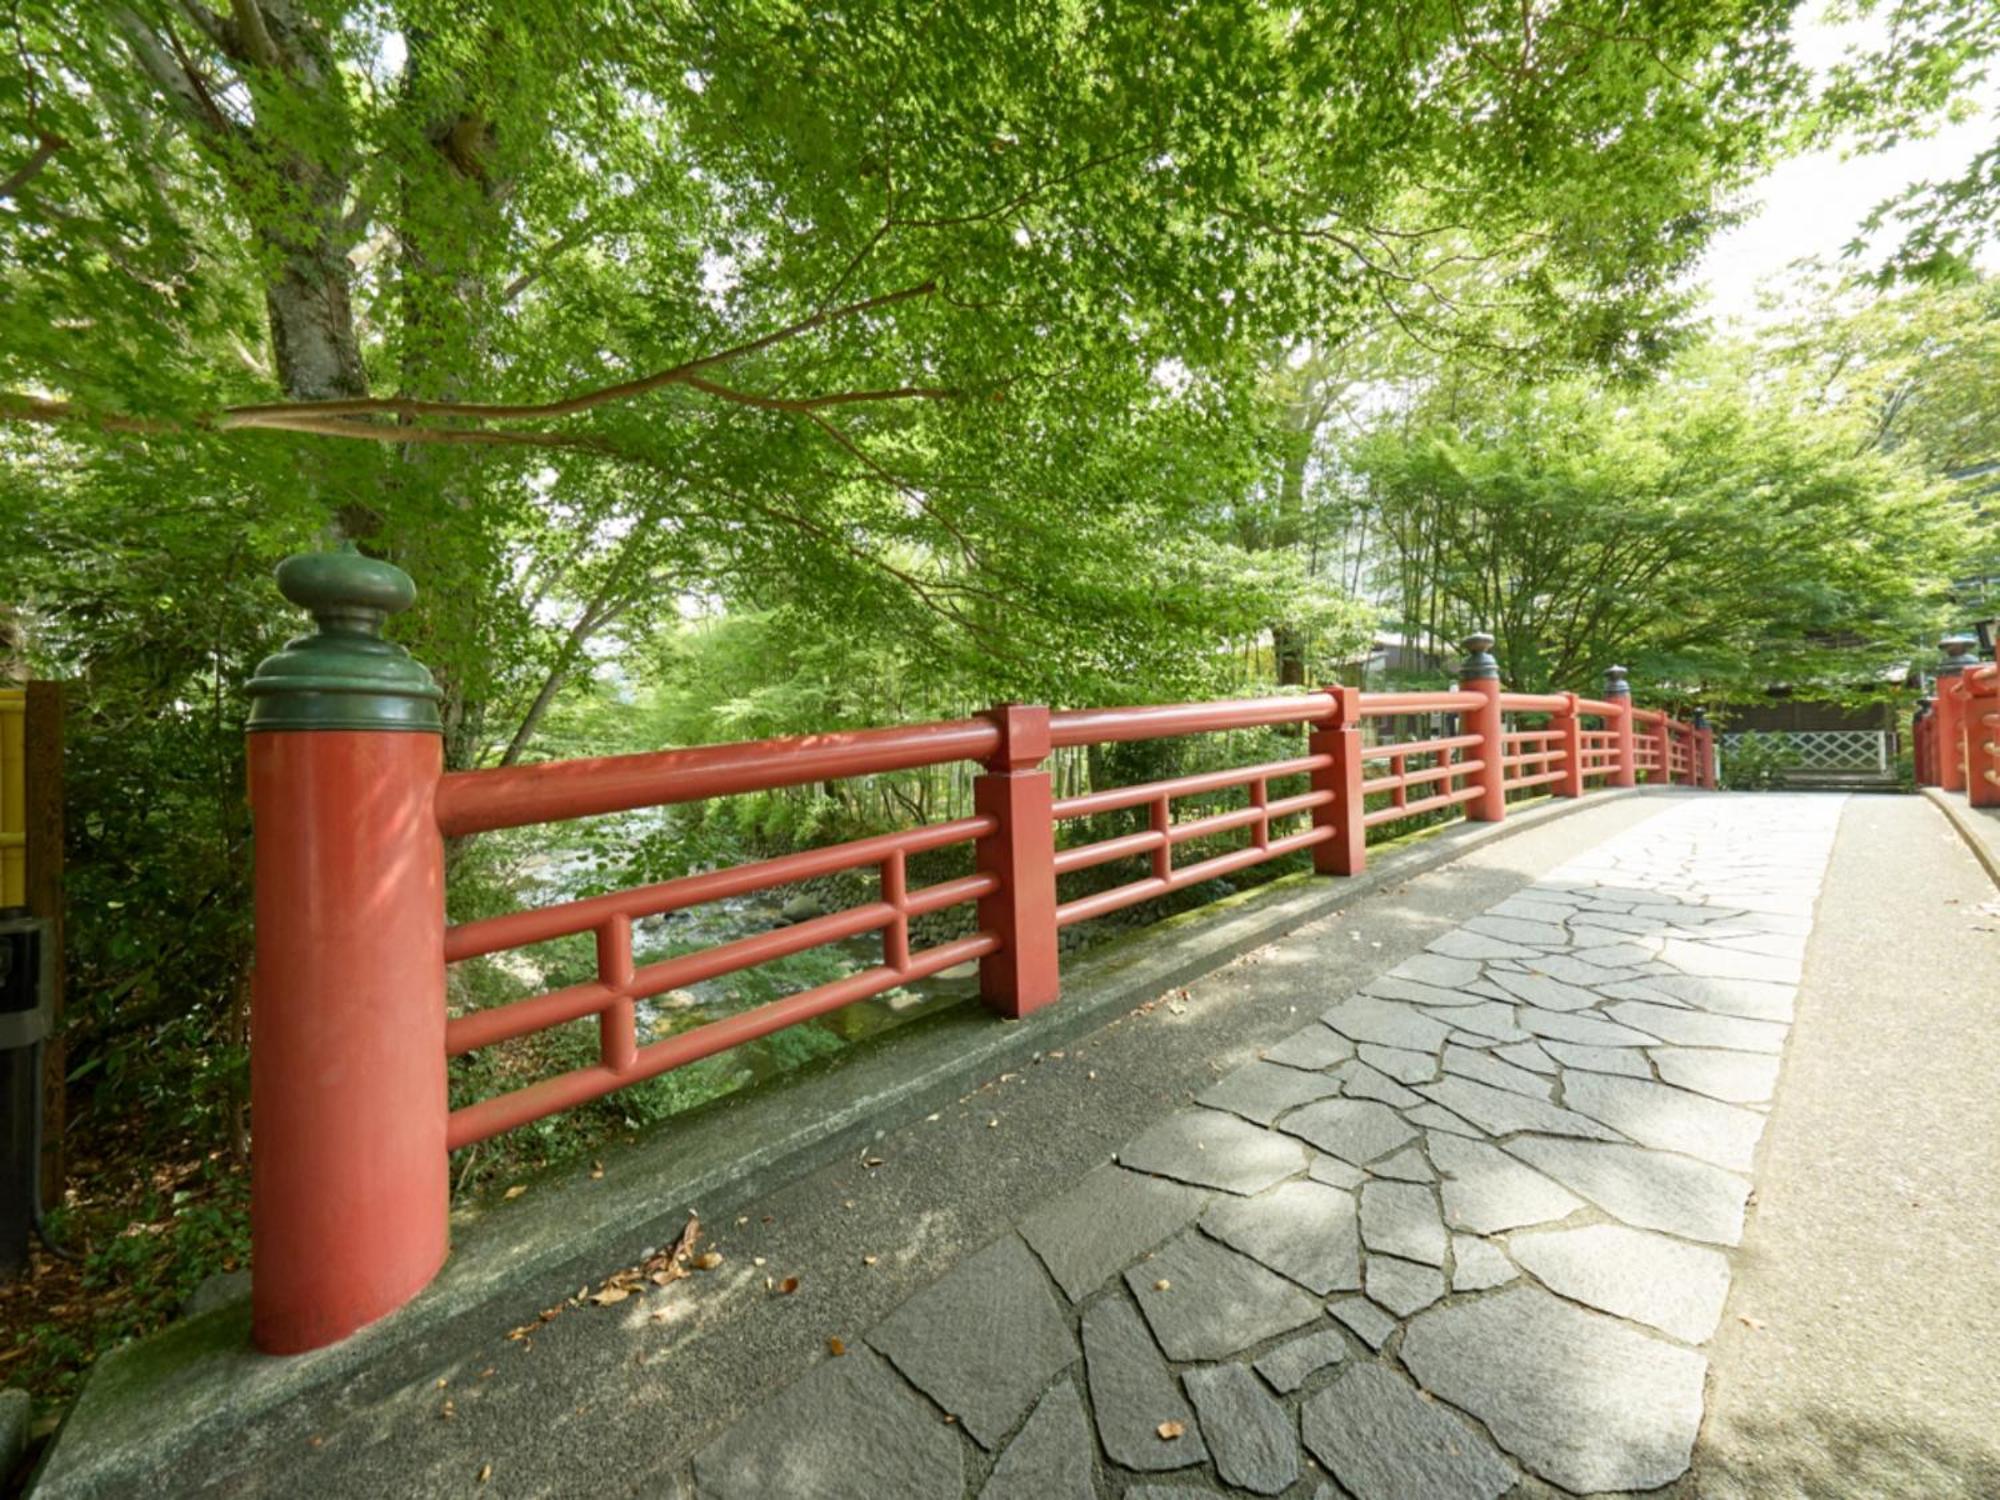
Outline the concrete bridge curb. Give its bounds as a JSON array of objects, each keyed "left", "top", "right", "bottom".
[
  {"left": 31, "top": 788, "right": 1670, "bottom": 1499},
  {"left": 1922, "top": 785, "right": 2000, "bottom": 888}
]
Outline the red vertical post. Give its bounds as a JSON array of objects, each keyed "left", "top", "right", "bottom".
[
  {"left": 1936, "top": 637, "right": 1978, "bottom": 793},
  {"left": 1459, "top": 633, "right": 1506, "bottom": 822},
  {"left": 1605, "top": 667, "right": 1637, "bottom": 788},
  {"left": 1913, "top": 698, "right": 1935, "bottom": 787},
  {"left": 598, "top": 917, "right": 637, "bottom": 1074},
  {"left": 973, "top": 704, "right": 1059, "bottom": 1019},
  {"left": 1553, "top": 691, "right": 1585, "bottom": 798},
  {"left": 1310, "top": 685, "right": 1366, "bottom": 875},
  {"left": 1692, "top": 709, "right": 1715, "bottom": 790},
  {"left": 1651, "top": 714, "right": 1673, "bottom": 786},
  {"left": 1969, "top": 673, "right": 2000, "bottom": 809},
  {"left": 245, "top": 548, "right": 449, "bottom": 1354},
  {"left": 1941, "top": 679, "right": 1967, "bottom": 792},
  {"left": 881, "top": 849, "right": 911, "bottom": 973}
]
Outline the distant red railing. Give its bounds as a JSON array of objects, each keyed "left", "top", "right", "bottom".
[
  {"left": 245, "top": 576, "right": 1712, "bottom": 1353},
  {"left": 1917, "top": 636, "right": 2000, "bottom": 806}
]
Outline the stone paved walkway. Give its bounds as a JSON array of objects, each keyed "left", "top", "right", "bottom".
[{"left": 691, "top": 795, "right": 1845, "bottom": 1499}]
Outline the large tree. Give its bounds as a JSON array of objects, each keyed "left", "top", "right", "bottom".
[
  {"left": 6, "top": 0, "right": 1806, "bottom": 754},
  {"left": 1344, "top": 349, "right": 1963, "bottom": 696},
  {"left": 1815, "top": 0, "right": 2000, "bottom": 282},
  {"left": 0, "top": 0, "right": 1817, "bottom": 1209}
]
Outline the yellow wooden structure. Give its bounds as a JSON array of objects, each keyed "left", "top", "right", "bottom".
[{"left": 0, "top": 688, "right": 23, "bottom": 906}]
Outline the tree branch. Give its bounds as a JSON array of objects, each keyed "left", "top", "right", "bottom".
[
  {"left": 219, "top": 280, "right": 939, "bottom": 428},
  {"left": 496, "top": 574, "right": 636, "bottom": 768},
  {"left": 173, "top": 1, "right": 232, "bottom": 51},
  {"left": 677, "top": 375, "right": 958, "bottom": 414},
  {"left": 113, "top": 7, "right": 235, "bottom": 135},
  {"left": 1, "top": 132, "right": 66, "bottom": 199},
  {"left": 227, "top": 0, "right": 279, "bottom": 70}
]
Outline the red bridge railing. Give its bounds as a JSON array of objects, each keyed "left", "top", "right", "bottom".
[
  {"left": 1915, "top": 634, "right": 2000, "bottom": 807},
  {"left": 242, "top": 562, "right": 1713, "bottom": 1353}
]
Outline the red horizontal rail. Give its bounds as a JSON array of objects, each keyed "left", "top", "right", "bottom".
[
  {"left": 446, "top": 931, "right": 1001, "bottom": 1148},
  {"left": 1363, "top": 781, "right": 1485, "bottom": 827},
  {"left": 435, "top": 718, "right": 1001, "bottom": 837},
  {"left": 1499, "top": 692, "right": 1569, "bottom": 713},
  {"left": 1052, "top": 754, "right": 1326, "bottom": 818},
  {"left": 1360, "top": 732, "right": 1483, "bottom": 762},
  {"left": 1054, "top": 825, "right": 1331, "bottom": 927},
  {"left": 1505, "top": 767, "right": 1570, "bottom": 792},
  {"left": 1052, "top": 790, "right": 1328, "bottom": 875},
  {"left": 1363, "top": 757, "right": 1477, "bottom": 797},
  {"left": 446, "top": 815, "right": 994, "bottom": 959},
  {"left": 1048, "top": 693, "right": 1334, "bottom": 747},
  {"left": 1356, "top": 691, "right": 1485, "bottom": 716}
]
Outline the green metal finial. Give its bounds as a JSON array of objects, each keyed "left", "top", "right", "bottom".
[
  {"left": 1458, "top": 631, "right": 1499, "bottom": 681},
  {"left": 246, "top": 544, "right": 443, "bottom": 733},
  {"left": 1604, "top": 665, "right": 1631, "bottom": 697},
  {"left": 1938, "top": 634, "right": 1980, "bottom": 678}
]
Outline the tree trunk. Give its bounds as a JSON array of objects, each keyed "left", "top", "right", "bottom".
[
  {"left": 265, "top": 253, "right": 368, "bottom": 401},
  {"left": 1273, "top": 624, "right": 1307, "bottom": 686}
]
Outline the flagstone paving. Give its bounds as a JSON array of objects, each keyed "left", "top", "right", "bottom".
[{"left": 690, "top": 796, "right": 1846, "bottom": 1497}]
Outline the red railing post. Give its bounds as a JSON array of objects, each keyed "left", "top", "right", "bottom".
[
  {"left": 1651, "top": 712, "right": 1673, "bottom": 786},
  {"left": 1968, "top": 664, "right": 2000, "bottom": 809},
  {"left": 1553, "top": 691, "right": 1585, "bottom": 798},
  {"left": 1936, "top": 636, "right": 1979, "bottom": 793},
  {"left": 244, "top": 547, "right": 449, "bottom": 1354},
  {"left": 973, "top": 704, "right": 1059, "bottom": 1019},
  {"left": 1913, "top": 696, "right": 1936, "bottom": 787},
  {"left": 1459, "top": 633, "right": 1506, "bottom": 821},
  {"left": 1310, "top": 685, "right": 1366, "bottom": 875},
  {"left": 1605, "top": 666, "right": 1637, "bottom": 788},
  {"left": 1692, "top": 708, "right": 1715, "bottom": 789}
]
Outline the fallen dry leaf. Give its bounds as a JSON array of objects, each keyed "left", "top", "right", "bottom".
[
  {"left": 777, "top": 1276, "right": 800, "bottom": 1295},
  {"left": 693, "top": 1251, "right": 723, "bottom": 1271},
  {"left": 1153, "top": 1279, "right": 1171, "bottom": 1291},
  {"left": 1157, "top": 1421, "right": 1184, "bottom": 1440},
  {"left": 862, "top": 1255, "right": 878, "bottom": 1266},
  {"left": 477, "top": 1464, "right": 492, "bottom": 1484},
  {"left": 1739, "top": 1314, "right": 1766, "bottom": 1330},
  {"left": 509, "top": 1214, "right": 702, "bottom": 1340},
  {"left": 827, "top": 1337, "right": 846, "bottom": 1357},
  {"left": 503, "top": 1185, "right": 528, "bottom": 1200}
]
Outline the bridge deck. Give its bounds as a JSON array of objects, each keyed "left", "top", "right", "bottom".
[{"left": 96, "top": 792, "right": 2000, "bottom": 1499}]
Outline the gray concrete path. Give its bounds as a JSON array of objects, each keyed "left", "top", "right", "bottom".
[
  {"left": 154, "top": 791, "right": 2000, "bottom": 1499},
  {"left": 682, "top": 793, "right": 1971, "bottom": 1500},
  {"left": 1695, "top": 797, "right": 2000, "bottom": 1498}
]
